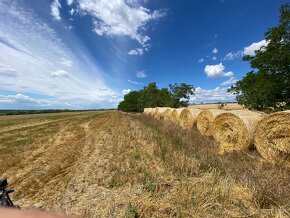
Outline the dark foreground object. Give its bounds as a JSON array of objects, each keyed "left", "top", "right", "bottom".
[{"left": 0, "top": 178, "right": 20, "bottom": 208}]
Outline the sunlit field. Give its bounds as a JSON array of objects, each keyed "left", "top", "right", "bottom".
[{"left": 1, "top": 111, "right": 289, "bottom": 217}]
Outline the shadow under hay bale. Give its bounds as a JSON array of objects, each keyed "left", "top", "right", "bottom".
[
  {"left": 254, "top": 110, "right": 290, "bottom": 166},
  {"left": 213, "top": 110, "right": 265, "bottom": 154}
]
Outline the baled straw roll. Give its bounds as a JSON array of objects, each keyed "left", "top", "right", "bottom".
[
  {"left": 143, "top": 108, "right": 150, "bottom": 115},
  {"left": 196, "top": 109, "right": 226, "bottom": 136},
  {"left": 155, "top": 107, "right": 171, "bottom": 120},
  {"left": 254, "top": 111, "right": 290, "bottom": 165},
  {"left": 179, "top": 108, "right": 203, "bottom": 129},
  {"left": 163, "top": 108, "right": 174, "bottom": 122},
  {"left": 171, "top": 108, "right": 185, "bottom": 124},
  {"left": 213, "top": 110, "right": 265, "bottom": 154}
]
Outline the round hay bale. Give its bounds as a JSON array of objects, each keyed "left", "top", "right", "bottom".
[
  {"left": 143, "top": 108, "right": 149, "bottom": 115},
  {"left": 213, "top": 110, "right": 265, "bottom": 154},
  {"left": 163, "top": 108, "right": 174, "bottom": 122},
  {"left": 171, "top": 108, "right": 185, "bottom": 124},
  {"left": 254, "top": 110, "right": 290, "bottom": 165},
  {"left": 155, "top": 107, "right": 171, "bottom": 120},
  {"left": 196, "top": 109, "right": 226, "bottom": 136},
  {"left": 179, "top": 108, "right": 203, "bottom": 129}
]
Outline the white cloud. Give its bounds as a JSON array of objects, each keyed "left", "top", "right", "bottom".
[
  {"left": 128, "top": 48, "right": 144, "bottom": 56},
  {"left": 128, "top": 79, "right": 143, "bottom": 85},
  {"left": 75, "top": 0, "right": 165, "bottom": 51},
  {"left": 50, "top": 0, "right": 61, "bottom": 20},
  {"left": 223, "top": 51, "right": 242, "bottom": 61},
  {"left": 198, "top": 58, "right": 205, "bottom": 63},
  {"left": 212, "top": 48, "right": 218, "bottom": 54},
  {"left": 190, "top": 86, "right": 236, "bottom": 103},
  {"left": 212, "top": 56, "right": 217, "bottom": 61},
  {"left": 204, "top": 63, "right": 234, "bottom": 78},
  {"left": 0, "top": 64, "right": 17, "bottom": 77},
  {"left": 136, "top": 70, "right": 147, "bottom": 78},
  {"left": 0, "top": 94, "right": 35, "bottom": 104},
  {"left": 122, "top": 89, "right": 132, "bottom": 95},
  {"left": 67, "top": 0, "right": 74, "bottom": 5},
  {"left": 51, "top": 70, "right": 69, "bottom": 78},
  {"left": 0, "top": 0, "right": 116, "bottom": 108},
  {"left": 243, "top": 39, "right": 269, "bottom": 56},
  {"left": 221, "top": 77, "right": 238, "bottom": 86}
]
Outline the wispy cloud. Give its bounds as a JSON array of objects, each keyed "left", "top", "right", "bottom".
[
  {"left": 0, "top": 0, "right": 117, "bottom": 108},
  {"left": 221, "top": 77, "right": 238, "bottom": 86},
  {"left": 212, "top": 48, "right": 218, "bottom": 54},
  {"left": 51, "top": 0, "right": 166, "bottom": 55},
  {"left": 198, "top": 58, "right": 205, "bottom": 63},
  {"left": 222, "top": 51, "right": 242, "bottom": 61},
  {"left": 136, "top": 70, "right": 147, "bottom": 78},
  {"left": 128, "top": 79, "right": 143, "bottom": 85}
]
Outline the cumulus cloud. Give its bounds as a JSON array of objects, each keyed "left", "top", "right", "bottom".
[
  {"left": 128, "top": 79, "right": 143, "bottom": 85},
  {"left": 198, "top": 58, "right": 205, "bottom": 63},
  {"left": 212, "top": 48, "right": 218, "bottom": 54},
  {"left": 0, "top": 94, "right": 36, "bottom": 104},
  {"left": 128, "top": 48, "right": 144, "bottom": 56},
  {"left": 204, "top": 63, "right": 234, "bottom": 78},
  {"left": 67, "top": 0, "right": 74, "bottom": 5},
  {"left": 190, "top": 86, "right": 236, "bottom": 103},
  {"left": 223, "top": 50, "right": 242, "bottom": 61},
  {"left": 122, "top": 89, "right": 132, "bottom": 95},
  {"left": 50, "top": 0, "right": 61, "bottom": 20},
  {"left": 221, "top": 77, "right": 238, "bottom": 86},
  {"left": 243, "top": 39, "right": 269, "bottom": 56},
  {"left": 136, "top": 70, "right": 147, "bottom": 78}
]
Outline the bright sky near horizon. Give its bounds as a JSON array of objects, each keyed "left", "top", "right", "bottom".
[{"left": 0, "top": 0, "right": 287, "bottom": 109}]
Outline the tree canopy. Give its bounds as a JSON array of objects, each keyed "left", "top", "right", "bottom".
[
  {"left": 228, "top": 4, "right": 290, "bottom": 110},
  {"left": 118, "top": 82, "right": 195, "bottom": 112}
]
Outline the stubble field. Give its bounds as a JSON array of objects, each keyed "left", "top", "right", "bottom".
[{"left": 1, "top": 111, "right": 290, "bottom": 217}]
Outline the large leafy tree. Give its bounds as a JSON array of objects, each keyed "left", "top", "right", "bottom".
[
  {"left": 228, "top": 4, "right": 290, "bottom": 110},
  {"left": 118, "top": 82, "right": 195, "bottom": 112}
]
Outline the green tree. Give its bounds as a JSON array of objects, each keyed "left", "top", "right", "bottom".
[
  {"left": 118, "top": 82, "right": 195, "bottom": 112},
  {"left": 169, "top": 83, "right": 195, "bottom": 107},
  {"left": 228, "top": 4, "right": 290, "bottom": 110}
]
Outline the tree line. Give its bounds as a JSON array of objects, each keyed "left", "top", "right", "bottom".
[{"left": 118, "top": 83, "right": 194, "bottom": 112}]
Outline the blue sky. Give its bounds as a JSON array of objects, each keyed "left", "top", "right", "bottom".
[{"left": 0, "top": 0, "right": 287, "bottom": 109}]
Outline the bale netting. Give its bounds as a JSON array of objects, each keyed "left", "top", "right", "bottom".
[
  {"left": 171, "top": 108, "right": 185, "bottom": 124},
  {"left": 254, "top": 110, "right": 290, "bottom": 165},
  {"left": 155, "top": 107, "right": 171, "bottom": 120},
  {"left": 213, "top": 110, "right": 265, "bottom": 154},
  {"left": 179, "top": 108, "right": 203, "bottom": 129},
  {"left": 196, "top": 109, "right": 226, "bottom": 136},
  {"left": 163, "top": 108, "right": 174, "bottom": 122}
]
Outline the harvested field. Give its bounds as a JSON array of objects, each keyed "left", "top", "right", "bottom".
[
  {"left": 189, "top": 103, "right": 245, "bottom": 110},
  {"left": 1, "top": 111, "right": 290, "bottom": 217}
]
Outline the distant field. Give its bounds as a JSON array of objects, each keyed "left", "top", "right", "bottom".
[
  {"left": 1, "top": 111, "right": 289, "bottom": 217},
  {"left": 189, "top": 102, "right": 245, "bottom": 110}
]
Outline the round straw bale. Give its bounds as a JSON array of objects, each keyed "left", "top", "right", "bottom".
[
  {"left": 213, "top": 110, "right": 265, "bottom": 154},
  {"left": 163, "top": 108, "right": 174, "bottom": 122},
  {"left": 196, "top": 109, "right": 226, "bottom": 136},
  {"left": 143, "top": 108, "right": 149, "bottom": 115},
  {"left": 179, "top": 108, "right": 203, "bottom": 129},
  {"left": 254, "top": 110, "right": 290, "bottom": 164},
  {"left": 171, "top": 108, "right": 185, "bottom": 124},
  {"left": 155, "top": 107, "right": 171, "bottom": 120}
]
